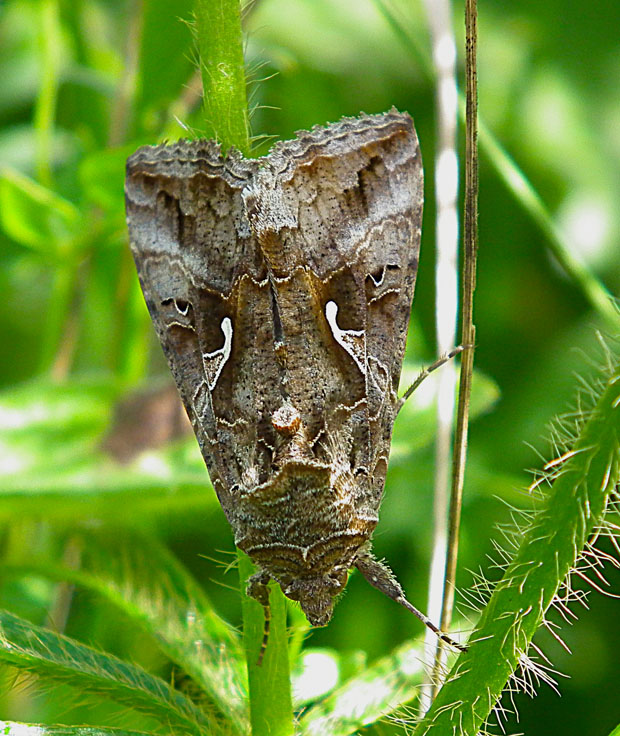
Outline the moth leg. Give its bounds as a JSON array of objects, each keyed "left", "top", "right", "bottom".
[
  {"left": 354, "top": 551, "right": 467, "bottom": 652},
  {"left": 396, "top": 345, "right": 468, "bottom": 415},
  {"left": 246, "top": 570, "right": 272, "bottom": 666}
]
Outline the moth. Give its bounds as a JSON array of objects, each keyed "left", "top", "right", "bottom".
[{"left": 125, "top": 109, "right": 463, "bottom": 653}]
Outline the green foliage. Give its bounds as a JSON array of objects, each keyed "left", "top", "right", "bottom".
[
  {"left": 238, "top": 552, "right": 293, "bottom": 736},
  {"left": 0, "top": 725, "right": 152, "bottom": 736},
  {"left": 4, "top": 526, "right": 247, "bottom": 731},
  {"left": 0, "top": 609, "right": 216, "bottom": 735},
  {"left": 415, "top": 362, "right": 620, "bottom": 733},
  {"left": 0, "top": 168, "right": 80, "bottom": 257},
  {"left": 0, "top": 0, "right": 619, "bottom": 734}
]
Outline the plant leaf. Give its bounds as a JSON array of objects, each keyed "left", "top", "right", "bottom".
[
  {"left": 4, "top": 527, "right": 248, "bottom": 734},
  {"left": 0, "top": 609, "right": 220, "bottom": 736}
]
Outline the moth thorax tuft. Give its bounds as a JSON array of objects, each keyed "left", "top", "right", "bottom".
[{"left": 271, "top": 404, "right": 302, "bottom": 435}]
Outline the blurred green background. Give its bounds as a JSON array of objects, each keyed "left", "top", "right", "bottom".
[{"left": 0, "top": 0, "right": 619, "bottom": 733}]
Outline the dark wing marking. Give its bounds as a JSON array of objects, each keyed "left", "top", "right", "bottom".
[
  {"left": 125, "top": 141, "right": 264, "bottom": 511},
  {"left": 126, "top": 111, "right": 422, "bottom": 516},
  {"left": 253, "top": 110, "right": 423, "bottom": 495}
]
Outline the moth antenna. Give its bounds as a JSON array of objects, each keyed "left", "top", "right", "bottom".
[
  {"left": 256, "top": 603, "right": 271, "bottom": 667},
  {"left": 355, "top": 552, "right": 467, "bottom": 653},
  {"left": 397, "top": 344, "right": 470, "bottom": 413}
]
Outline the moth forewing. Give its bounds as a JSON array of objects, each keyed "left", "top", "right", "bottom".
[{"left": 126, "top": 109, "right": 462, "bottom": 653}]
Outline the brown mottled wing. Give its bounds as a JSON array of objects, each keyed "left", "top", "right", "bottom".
[
  {"left": 125, "top": 110, "right": 422, "bottom": 526},
  {"left": 125, "top": 140, "right": 266, "bottom": 517},
  {"left": 257, "top": 110, "right": 423, "bottom": 503}
]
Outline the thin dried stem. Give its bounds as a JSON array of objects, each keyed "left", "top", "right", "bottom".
[{"left": 432, "top": 0, "right": 479, "bottom": 695}]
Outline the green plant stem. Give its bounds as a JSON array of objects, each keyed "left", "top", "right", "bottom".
[
  {"left": 414, "top": 363, "right": 620, "bottom": 734},
  {"left": 194, "top": 0, "right": 251, "bottom": 155},
  {"left": 194, "top": 2, "right": 293, "bottom": 732},
  {"left": 35, "top": 0, "right": 61, "bottom": 187},
  {"left": 238, "top": 552, "right": 294, "bottom": 736}
]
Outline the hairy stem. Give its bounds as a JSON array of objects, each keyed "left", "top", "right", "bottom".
[
  {"left": 193, "top": 2, "right": 293, "bottom": 732},
  {"left": 194, "top": 0, "right": 251, "bottom": 155},
  {"left": 415, "top": 362, "right": 620, "bottom": 734}
]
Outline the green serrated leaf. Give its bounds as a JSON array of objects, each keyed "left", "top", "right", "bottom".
[
  {"left": 4, "top": 527, "right": 248, "bottom": 735},
  {"left": 414, "top": 362, "right": 620, "bottom": 734},
  {"left": 0, "top": 609, "right": 219, "bottom": 736}
]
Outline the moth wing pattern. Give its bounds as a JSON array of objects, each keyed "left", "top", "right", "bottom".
[
  {"left": 126, "top": 110, "right": 421, "bottom": 513},
  {"left": 264, "top": 111, "right": 423, "bottom": 504},
  {"left": 125, "top": 141, "right": 264, "bottom": 517},
  {"left": 125, "top": 109, "right": 433, "bottom": 634}
]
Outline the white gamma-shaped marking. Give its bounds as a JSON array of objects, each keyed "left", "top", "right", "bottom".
[
  {"left": 325, "top": 300, "right": 366, "bottom": 375},
  {"left": 202, "top": 317, "right": 233, "bottom": 390}
]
